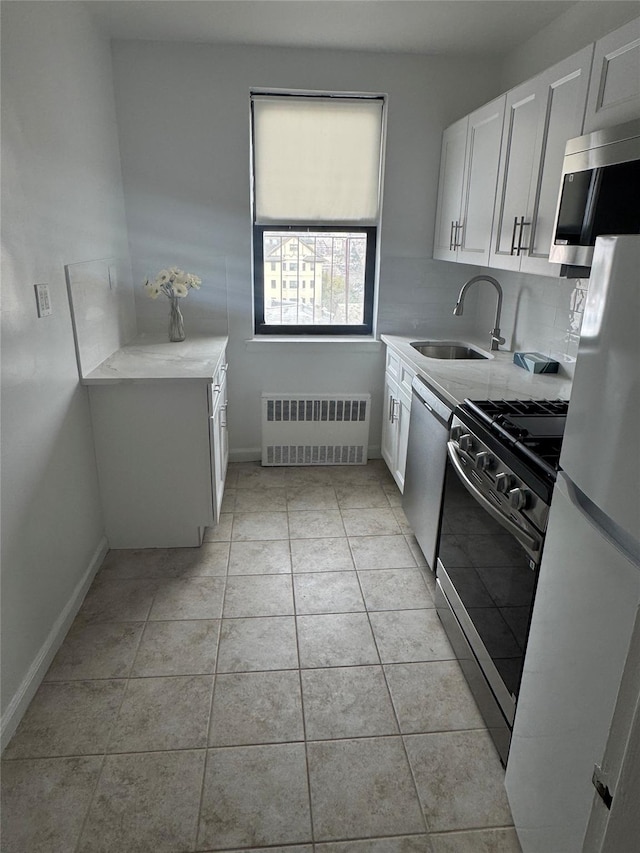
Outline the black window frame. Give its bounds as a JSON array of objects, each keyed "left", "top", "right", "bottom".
[{"left": 253, "top": 224, "right": 377, "bottom": 336}]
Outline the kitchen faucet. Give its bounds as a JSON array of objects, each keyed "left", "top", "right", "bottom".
[{"left": 453, "top": 275, "right": 506, "bottom": 351}]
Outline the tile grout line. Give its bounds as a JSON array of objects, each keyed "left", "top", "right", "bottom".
[
  {"left": 349, "top": 539, "right": 431, "bottom": 836},
  {"left": 71, "top": 576, "right": 152, "bottom": 853},
  {"left": 1, "top": 719, "right": 491, "bottom": 762},
  {"left": 315, "top": 477, "right": 430, "bottom": 838},
  {"left": 193, "top": 537, "right": 230, "bottom": 851},
  {"left": 291, "top": 543, "right": 318, "bottom": 848},
  {"left": 6, "top": 464, "right": 516, "bottom": 851},
  {"left": 346, "top": 475, "right": 436, "bottom": 837}
]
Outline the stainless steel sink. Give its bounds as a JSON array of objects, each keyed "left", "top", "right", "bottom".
[{"left": 410, "top": 341, "right": 489, "bottom": 360}]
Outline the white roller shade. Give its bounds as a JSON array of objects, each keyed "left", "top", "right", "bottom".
[{"left": 252, "top": 95, "right": 384, "bottom": 225}]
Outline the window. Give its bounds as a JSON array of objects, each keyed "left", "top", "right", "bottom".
[{"left": 251, "top": 92, "right": 385, "bottom": 335}]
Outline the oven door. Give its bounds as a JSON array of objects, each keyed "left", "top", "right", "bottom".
[{"left": 435, "top": 442, "right": 543, "bottom": 763}]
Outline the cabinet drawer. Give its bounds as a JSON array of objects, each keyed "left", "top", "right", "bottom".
[
  {"left": 398, "top": 383, "right": 412, "bottom": 412},
  {"left": 209, "top": 350, "right": 228, "bottom": 414},
  {"left": 399, "top": 362, "right": 415, "bottom": 397},
  {"left": 215, "top": 349, "right": 228, "bottom": 387},
  {"left": 386, "top": 349, "right": 401, "bottom": 382}
]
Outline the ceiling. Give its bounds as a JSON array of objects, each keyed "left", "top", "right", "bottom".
[{"left": 85, "top": 0, "right": 604, "bottom": 57}]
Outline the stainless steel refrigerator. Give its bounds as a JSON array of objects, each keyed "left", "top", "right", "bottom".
[{"left": 505, "top": 235, "right": 640, "bottom": 852}]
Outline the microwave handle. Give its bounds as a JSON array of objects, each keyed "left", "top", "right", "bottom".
[{"left": 446, "top": 441, "right": 541, "bottom": 553}]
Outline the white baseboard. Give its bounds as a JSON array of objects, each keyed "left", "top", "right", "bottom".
[
  {"left": 0, "top": 536, "right": 109, "bottom": 753},
  {"left": 229, "top": 447, "right": 261, "bottom": 463}
]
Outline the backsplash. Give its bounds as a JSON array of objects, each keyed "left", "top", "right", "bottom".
[
  {"left": 378, "top": 257, "right": 487, "bottom": 341},
  {"left": 475, "top": 268, "right": 589, "bottom": 378},
  {"left": 380, "top": 257, "right": 588, "bottom": 378}
]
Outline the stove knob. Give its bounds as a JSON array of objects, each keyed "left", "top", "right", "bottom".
[
  {"left": 508, "top": 487, "right": 529, "bottom": 510},
  {"left": 475, "top": 451, "right": 494, "bottom": 471},
  {"left": 495, "top": 472, "right": 512, "bottom": 493},
  {"left": 459, "top": 434, "right": 473, "bottom": 452},
  {"left": 451, "top": 426, "right": 464, "bottom": 442}
]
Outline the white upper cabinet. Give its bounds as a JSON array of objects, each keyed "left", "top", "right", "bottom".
[
  {"left": 433, "top": 116, "right": 467, "bottom": 262},
  {"left": 584, "top": 16, "right": 640, "bottom": 132},
  {"left": 433, "top": 98, "right": 505, "bottom": 265},
  {"left": 489, "top": 45, "right": 593, "bottom": 277},
  {"left": 457, "top": 97, "right": 506, "bottom": 266}
]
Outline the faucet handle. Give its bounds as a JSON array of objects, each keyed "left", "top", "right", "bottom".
[{"left": 490, "top": 328, "right": 506, "bottom": 350}]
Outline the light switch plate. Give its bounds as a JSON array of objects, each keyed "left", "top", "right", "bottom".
[{"left": 34, "top": 283, "right": 52, "bottom": 317}]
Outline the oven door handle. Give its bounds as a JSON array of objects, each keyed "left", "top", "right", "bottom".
[{"left": 446, "top": 441, "right": 541, "bottom": 553}]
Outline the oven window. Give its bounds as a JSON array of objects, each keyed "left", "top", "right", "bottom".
[{"left": 438, "top": 463, "right": 537, "bottom": 698}]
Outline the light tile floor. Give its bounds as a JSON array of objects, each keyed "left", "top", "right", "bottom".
[{"left": 1, "top": 461, "right": 523, "bottom": 853}]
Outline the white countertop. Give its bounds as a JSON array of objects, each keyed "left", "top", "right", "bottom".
[
  {"left": 81, "top": 334, "right": 228, "bottom": 385},
  {"left": 381, "top": 335, "right": 573, "bottom": 408}
]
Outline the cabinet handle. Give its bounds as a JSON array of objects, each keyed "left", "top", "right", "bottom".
[
  {"left": 517, "top": 217, "right": 531, "bottom": 255},
  {"left": 388, "top": 394, "right": 394, "bottom": 422},
  {"left": 221, "top": 404, "right": 228, "bottom": 429},
  {"left": 449, "top": 220, "right": 455, "bottom": 251},
  {"left": 454, "top": 221, "right": 463, "bottom": 249},
  {"left": 510, "top": 216, "right": 520, "bottom": 256},
  {"left": 391, "top": 398, "right": 400, "bottom": 424}
]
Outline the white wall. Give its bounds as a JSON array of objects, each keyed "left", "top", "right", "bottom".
[
  {"left": 0, "top": 1, "right": 129, "bottom": 744},
  {"left": 500, "top": 1, "right": 639, "bottom": 90},
  {"left": 111, "top": 41, "right": 501, "bottom": 458}
]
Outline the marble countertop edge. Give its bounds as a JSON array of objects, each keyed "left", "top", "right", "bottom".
[
  {"left": 381, "top": 334, "right": 573, "bottom": 408},
  {"left": 81, "top": 334, "right": 229, "bottom": 385}
]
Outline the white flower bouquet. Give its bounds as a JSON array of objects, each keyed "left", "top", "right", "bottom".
[
  {"left": 143, "top": 267, "right": 202, "bottom": 300},
  {"left": 143, "top": 267, "right": 202, "bottom": 341}
]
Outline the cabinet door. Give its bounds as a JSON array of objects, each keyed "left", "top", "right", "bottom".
[
  {"left": 91, "top": 382, "right": 213, "bottom": 548},
  {"left": 392, "top": 388, "right": 412, "bottom": 493},
  {"left": 520, "top": 45, "right": 593, "bottom": 276},
  {"left": 457, "top": 96, "right": 505, "bottom": 266},
  {"left": 210, "top": 375, "right": 228, "bottom": 523},
  {"left": 584, "top": 16, "right": 640, "bottom": 132},
  {"left": 489, "top": 83, "right": 541, "bottom": 271},
  {"left": 433, "top": 116, "right": 468, "bottom": 261},
  {"left": 381, "top": 372, "right": 398, "bottom": 474}
]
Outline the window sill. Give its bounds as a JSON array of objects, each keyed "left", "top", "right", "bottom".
[{"left": 244, "top": 336, "right": 382, "bottom": 353}]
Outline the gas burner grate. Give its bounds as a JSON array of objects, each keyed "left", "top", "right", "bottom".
[
  {"left": 459, "top": 398, "right": 569, "bottom": 487},
  {"left": 466, "top": 399, "right": 569, "bottom": 420}
]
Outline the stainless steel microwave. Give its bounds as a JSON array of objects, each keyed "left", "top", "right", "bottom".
[{"left": 551, "top": 119, "right": 640, "bottom": 273}]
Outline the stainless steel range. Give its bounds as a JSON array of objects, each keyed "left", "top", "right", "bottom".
[{"left": 435, "top": 398, "right": 568, "bottom": 765}]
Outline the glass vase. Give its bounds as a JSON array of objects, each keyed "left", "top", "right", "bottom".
[{"left": 168, "top": 297, "right": 185, "bottom": 342}]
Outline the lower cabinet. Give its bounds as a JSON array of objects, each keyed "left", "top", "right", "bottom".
[
  {"left": 381, "top": 348, "right": 415, "bottom": 492},
  {"left": 88, "top": 354, "right": 228, "bottom": 548},
  {"left": 209, "top": 366, "right": 229, "bottom": 523}
]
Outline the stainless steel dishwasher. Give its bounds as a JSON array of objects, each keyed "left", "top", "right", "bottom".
[{"left": 402, "top": 375, "right": 454, "bottom": 572}]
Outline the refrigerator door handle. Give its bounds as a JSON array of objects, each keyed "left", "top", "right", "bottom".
[{"left": 558, "top": 473, "right": 640, "bottom": 568}]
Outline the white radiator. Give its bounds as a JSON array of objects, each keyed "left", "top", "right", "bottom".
[{"left": 261, "top": 393, "right": 371, "bottom": 466}]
